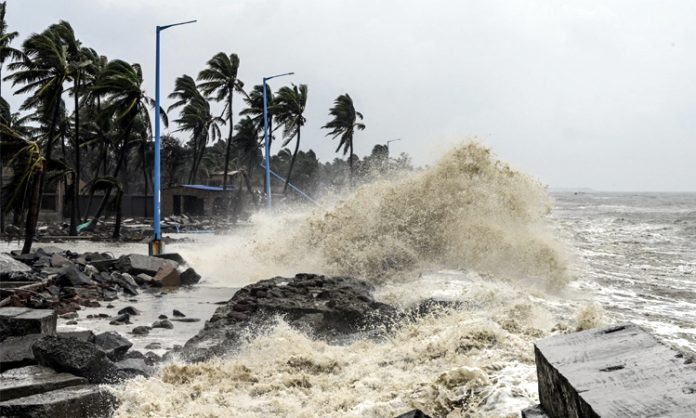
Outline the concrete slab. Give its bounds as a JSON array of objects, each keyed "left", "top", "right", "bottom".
[
  {"left": 0, "top": 308, "right": 56, "bottom": 341},
  {"left": 0, "top": 365, "right": 86, "bottom": 401},
  {"left": 0, "top": 334, "right": 42, "bottom": 371},
  {"left": 0, "top": 253, "right": 31, "bottom": 273},
  {"left": 0, "top": 384, "right": 116, "bottom": 417},
  {"left": 534, "top": 323, "right": 696, "bottom": 418}
]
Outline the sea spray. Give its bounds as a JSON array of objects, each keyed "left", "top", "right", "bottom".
[{"left": 116, "top": 142, "right": 577, "bottom": 417}]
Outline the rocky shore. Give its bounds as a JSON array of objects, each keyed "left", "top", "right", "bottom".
[{"left": 1, "top": 249, "right": 433, "bottom": 417}]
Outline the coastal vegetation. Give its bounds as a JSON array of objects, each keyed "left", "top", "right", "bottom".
[{"left": 0, "top": 3, "right": 412, "bottom": 252}]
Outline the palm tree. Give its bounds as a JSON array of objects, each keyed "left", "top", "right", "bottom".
[
  {"left": 6, "top": 23, "right": 72, "bottom": 251},
  {"left": 168, "top": 74, "right": 221, "bottom": 183},
  {"left": 197, "top": 52, "right": 245, "bottom": 191},
  {"left": 0, "top": 2, "right": 21, "bottom": 233},
  {"left": 241, "top": 83, "right": 275, "bottom": 192},
  {"left": 322, "top": 94, "right": 365, "bottom": 188},
  {"left": 86, "top": 59, "right": 164, "bottom": 235},
  {"left": 274, "top": 83, "right": 308, "bottom": 193},
  {"left": 233, "top": 116, "right": 262, "bottom": 177}
]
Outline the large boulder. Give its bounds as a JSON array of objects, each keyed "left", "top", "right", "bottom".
[
  {"left": 55, "top": 265, "right": 95, "bottom": 287},
  {"left": 151, "top": 264, "right": 181, "bottom": 287},
  {"left": 116, "top": 254, "right": 177, "bottom": 276},
  {"left": 32, "top": 335, "right": 119, "bottom": 384},
  {"left": 0, "top": 307, "right": 56, "bottom": 342},
  {"left": 0, "top": 253, "right": 32, "bottom": 273},
  {"left": 0, "top": 384, "right": 117, "bottom": 418},
  {"left": 94, "top": 331, "right": 133, "bottom": 361},
  {"left": 0, "top": 365, "right": 86, "bottom": 401},
  {"left": 182, "top": 273, "right": 397, "bottom": 361}
]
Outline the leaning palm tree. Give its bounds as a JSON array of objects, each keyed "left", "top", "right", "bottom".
[
  {"left": 322, "top": 93, "right": 365, "bottom": 188},
  {"left": 169, "top": 74, "right": 221, "bottom": 183},
  {"left": 241, "top": 84, "right": 276, "bottom": 192},
  {"left": 197, "top": 52, "right": 245, "bottom": 190},
  {"left": 6, "top": 23, "right": 72, "bottom": 250},
  {"left": 0, "top": 2, "right": 22, "bottom": 233},
  {"left": 86, "top": 59, "right": 164, "bottom": 233},
  {"left": 274, "top": 83, "right": 308, "bottom": 193}
]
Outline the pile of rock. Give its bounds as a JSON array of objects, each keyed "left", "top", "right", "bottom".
[
  {"left": 0, "top": 306, "right": 162, "bottom": 417},
  {"left": 0, "top": 247, "right": 201, "bottom": 315}
]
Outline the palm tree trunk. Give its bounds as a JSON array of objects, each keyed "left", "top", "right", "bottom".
[
  {"left": 22, "top": 97, "right": 61, "bottom": 253},
  {"left": 284, "top": 129, "right": 301, "bottom": 194},
  {"left": 349, "top": 140, "right": 354, "bottom": 189},
  {"left": 112, "top": 190, "right": 123, "bottom": 239},
  {"left": 87, "top": 127, "right": 130, "bottom": 229},
  {"left": 141, "top": 141, "right": 148, "bottom": 217},
  {"left": 69, "top": 76, "right": 81, "bottom": 235},
  {"left": 222, "top": 91, "right": 234, "bottom": 191}
]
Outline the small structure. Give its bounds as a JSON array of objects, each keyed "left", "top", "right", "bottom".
[{"left": 161, "top": 185, "right": 236, "bottom": 217}]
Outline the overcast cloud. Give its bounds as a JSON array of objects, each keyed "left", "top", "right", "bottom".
[{"left": 3, "top": 0, "right": 695, "bottom": 191}]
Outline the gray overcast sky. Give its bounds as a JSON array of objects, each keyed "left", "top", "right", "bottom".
[{"left": 3, "top": 0, "right": 695, "bottom": 191}]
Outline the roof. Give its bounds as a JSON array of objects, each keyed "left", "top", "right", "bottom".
[{"left": 181, "top": 184, "right": 224, "bottom": 191}]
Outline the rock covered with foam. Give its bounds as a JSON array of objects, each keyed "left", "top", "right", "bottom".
[{"left": 182, "top": 273, "right": 397, "bottom": 362}]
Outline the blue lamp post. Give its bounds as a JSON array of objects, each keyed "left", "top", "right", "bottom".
[
  {"left": 150, "top": 19, "right": 196, "bottom": 256},
  {"left": 262, "top": 72, "right": 293, "bottom": 209}
]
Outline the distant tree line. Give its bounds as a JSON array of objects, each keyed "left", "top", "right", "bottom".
[{"left": 0, "top": 2, "right": 412, "bottom": 253}]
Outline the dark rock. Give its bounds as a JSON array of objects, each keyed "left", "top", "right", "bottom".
[
  {"left": 151, "top": 264, "right": 181, "bottom": 287},
  {"left": 172, "top": 318, "right": 200, "bottom": 323},
  {"left": 94, "top": 331, "right": 133, "bottom": 361},
  {"left": 394, "top": 410, "right": 432, "bottom": 418},
  {"left": 110, "top": 313, "right": 130, "bottom": 324},
  {"left": 66, "top": 320, "right": 78, "bottom": 325},
  {"left": 154, "top": 252, "right": 186, "bottom": 265},
  {"left": 122, "top": 350, "right": 146, "bottom": 361},
  {"left": 57, "top": 330, "right": 95, "bottom": 343},
  {"left": 102, "top": 288, "right": 118, "bottom": 301},
  {"left": 152, "top": 319, "right": 173, "bottom": 329},
  {"left": 90, "top": 258, "right": 118, "bottom": 272},
  {"left": 34, "top": 246, "right": 64, "bottom": 256},
  {"left": 118, "top": 306, "right": 140, "bottom": 316},
  {"left": 144, "top": 351, "right": 162, "bottom": 365},
  {"left": 32, "top": 335, "right": 119, "bottom": 383},
  {"left": 131, "top": 326, "right": 151, "bottom": 336},
  {"left": 50, "top": 253, "right": 72, "bottom": 268},
  {"left": 182, "top": 273, "right": 397, "bottom": 361},
  {"left": 0, "top": 384, "right": 117, "bottom": 418},
  {"left": 521, "top": 404, "right": 549, "bottom": 418},
  {"left": 158, "top": 314, "right": 168, "bottom": 319},
  {"left": 0, "top": 307, "right": 57, "bottom": 342},
  {"left": 0, "top": 334, "right": 43, "bottom": 371},
  {"left": 180, "top": 267, "right": 201, "bottom": 285},
  {"left": 55, "top": 265, "right": 95, "bottom": 287},
  {"left": 115, "top": 358, "right": 153, "bottom": 378},
  {"left": 534, "top": 323, "right": 696, "bottom": 418},
  {"left": 134, "top": 273, "right": 154, "bottom": 285},
  {"left": 144, "top": 342, "right": 162, "bottom": 350},
  {"left": 109, "top": 272, "right": 139, "bottom": 296},
  {"left": 173, "top": 309, "right": 186, "bottom": 317},
  {"left": 116, "top": 254, "right": 177, "bottom": 276},
  {"left": 0, "top": 365, "right": 86, "bottom": 401}
]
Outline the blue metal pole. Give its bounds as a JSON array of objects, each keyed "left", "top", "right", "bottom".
[
  {"left": 263, "top": 78, "right": 271, "bottom": 209},
  {"left": 150, "top": 19, "right": 196, "bottom": 255},
  {"left": 154, "top": 27, "right": 162, "bottom": 242}
]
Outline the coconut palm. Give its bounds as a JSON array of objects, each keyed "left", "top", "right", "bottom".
[
  {"left": 274, "top": 83, "right": 308, "bottom": 193},
  {"left": 233, "top": 116, "right": 262, "bottom": 177},
  {"left": 241, "top": 83, "right": 276, "bottom": 192},
  {"left": 86, "top": 59, "right": 164, "bottom": 235},
  {"left": 169, "top": 74, "right": 222, "bottom": 183},
  {"left": 6, "top": 22, "right": 73, "bottom": 250},
  {"left": 0, "top": 0, "right": 22, "bottom": 232},
  {"left": 322, "top": 93, "right": 365, "bottom": 187},
  {"left": 197, "top": 52, "right": 245, "bottom": 191}
]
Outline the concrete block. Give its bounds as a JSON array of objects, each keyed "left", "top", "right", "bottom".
[
  {"left": 0, "top": 308, "right": 56, "bottom": 342},
  {"left": 0, "top": 253, "right": 31, "bottom": 273},
  {"left": 0, "top": 334, "right": 42, "bottom": 371},
  {"left": 534, "top": 323, "right": 696, "bottom": 418},
  {"left": 0, "top": 365, "right": 86, "bottom": 401},
  {"left": 0, "top": 384, "right": 116, "bottom": 417}
]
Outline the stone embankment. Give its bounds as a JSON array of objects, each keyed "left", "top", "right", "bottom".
[
  {"left": 0, "top": 247, "right": 204, "bottom": 417},
  {"left": 522, "top": 323, "right": 696, "bottom": 417}
]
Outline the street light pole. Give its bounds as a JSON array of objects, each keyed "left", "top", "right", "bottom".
[
  {"left": 386, "top": 138, "right": 401, "bottom": 157},
  {"left": 262, "top": 72, "right": 294, "bottom": 209},
  {"left": 150, "top": 19, "right": 196, "bottom": 256}
]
